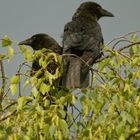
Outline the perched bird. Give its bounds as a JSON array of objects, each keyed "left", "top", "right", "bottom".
[
  {"left": 19, "top": 33, "right": 62, "bottom": 52},
  {"left": 19, "top": 34, "right": 68, "bottom": 120},
  {"left": 19, "top": 33, "right": 62, "bottom": 76},
  {"left": 62, "top": 1, "right": 114, "bottom": 88}
]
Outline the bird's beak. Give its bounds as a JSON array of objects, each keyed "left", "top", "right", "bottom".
[
  {"left": 100, "top": 8, "right": 114, "bottom": 17},
  {"left": 18, "top": 38, "right": 32, "bottom": 46}
]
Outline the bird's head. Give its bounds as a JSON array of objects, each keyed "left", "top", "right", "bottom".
[
  {"left": 73, "top": 1, "right": 114, "bottom": 20},
  {"left": 18, "top": 33, "right": 56, "bottom": 51}
]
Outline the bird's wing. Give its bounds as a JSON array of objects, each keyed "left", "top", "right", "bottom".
[
  {"left": 63, "top": 20, "right": 103, "bottom": 63},
  {"left": 62, "top": 21, "right": 85, "bottom": 53},
  {"left": 62, "top": 20, "right": 103, "bottom": 88}
]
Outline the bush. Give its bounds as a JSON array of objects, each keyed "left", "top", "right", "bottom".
[{"left": 0, "top": 32, "right": 140, "bottom": 140}]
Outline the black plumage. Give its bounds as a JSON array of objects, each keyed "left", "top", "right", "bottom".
[{"left": 62, "top": 1, "right": 114, "bottom": 88}]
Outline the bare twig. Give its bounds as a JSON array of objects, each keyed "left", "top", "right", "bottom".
[
  {"left": 68, "top": 112, "right": 81, "bottom": 129},
  {"left": 119, "top": 42, "right": 140, "bottom": 52},
  {"left": 112, "top": 39, "right": 134, "bottom": 50},
  {"left": 3, "top": 87, "right": 10, "bottom": 98},
  {"left": 107, "top": 37, "right": 127, "bottom": 46},
  {"left": 63, "top": 53, "right": 106, "bottom": 71},
  {"left": 106, "top": 30, "right": 140, "bottom": 46},
  {"left": 62, "top": 54, "right": 92, "bottom": 69},
  {"left": 17, "top": 62, "right": 30, "bottom": 97}
]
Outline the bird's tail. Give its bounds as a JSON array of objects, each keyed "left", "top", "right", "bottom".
[{"left": 65, "top": 58, "right": 81, "bottom": 88}]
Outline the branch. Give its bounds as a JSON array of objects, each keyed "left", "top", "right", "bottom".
[
  {"left": 0, "top": 110, "right": 17, "bottom": 123},
  {"left": 0, "top": 60, "right": 6, "bottom": 108},
  {"left": 107, "top": 65, "right": 125, "bottom": 82},
  {"left": 62, "top": 54, "right": 92, "bottom": 69},
  {"left": 112, "top": 39, "right": 134, "bottom": 50},
  {"left": 126, "top": 128, "right": 140, "bottom": 140},
  {"left": 62, "top": 53, "right": 105, "bottom": 71},
  {"left": 3, "top": 101, "right": 17, "bottom": 110},
  {"left": 106, "top": 30, "right": 140, "bottom": 46},
  {"left": 17, "top": 62, "right": 31, "bottom": 96},
  {"left": 0, "top": 99, "right": 32, "bottom": 123},
  {"left": 119, "top": 41, "right": 140, "bottom": 51}
]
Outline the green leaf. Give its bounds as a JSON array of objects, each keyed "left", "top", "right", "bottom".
[
  {"left": 44, "top": 99, "right": 51, "bottom": 107},
  {"left": 2, "top": 36, "right": 12, "bottom": 47},
  {"left": 130, "top": 105, "right": 138, "bottom": 119},
  {"left": 57, "top": 55, "right": 62, "bottom": 64},
  {"left": 23, "top": 79, "right": 30, "bottom": 88},
  {"left": 130, "top": 33, "right": 138, "bottom": 42},
  {"left": 120, "top": 111, "right": 132, "bottom": 124},
  {"left": 71, "top": 95, "right": 76, "bottom": 105},
  {"left": 7, "top": 46, "right": 14, "bottom": 61},
  {"left": 10, "top": 75, "right": 20, "bottom": 84},
  {"left": 19, "top": 45, "right": 31, "bottom": 63},
  {"left": 17, "top": 97, "right": 26, "bottom": 110},
  {"left": 59, "top": 119, "right": 67, "bottom": 133},
  {"left": 39, "top": 83, "right": 50, "bottom": 95},
  {"left": 119, "top": 134, "right": 125, "bottom": 140},
  {"left": 60, "top": 97, "right": 66, "bottom": 104},
  {"left": 108, "top": 103, "right": 115, "bottom": 113},
  {"left": 116, "top": 122, "right": 124, "bottom": 136},
  {"left": 58, "top": 110, "right": 66, "bottom": 119},
  {"left": 123, "top": 83, "right": 131, "bottom": 93},
  {"left": 39, "top": 57, "right": 45, "bottom": 67},
  {"left": 32, "top": 87, "right": 39, "bottom": 97},
  {"left": 129, "top": 46, "right": 135, "bottom": 56},
  {"left": 10, "top": 84, "right": 17, "bottom": 96}
]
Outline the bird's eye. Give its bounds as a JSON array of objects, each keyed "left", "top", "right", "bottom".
[
  {"left": 64, "top": 26, "right": 69, "bottom": 32},
  {"left": 32, "top": 36, "right": 36, "bottom": 40},
  {"left": 81, "top": 26, "right": 86, "bottom": 31}
]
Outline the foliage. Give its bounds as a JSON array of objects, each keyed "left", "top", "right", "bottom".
[{"left": 0, "top": 32, "right": 140, "bottom": 140}]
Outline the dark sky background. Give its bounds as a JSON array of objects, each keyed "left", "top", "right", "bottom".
[{"left": 0, "top": 0, "right": 140, "bottom": 91}]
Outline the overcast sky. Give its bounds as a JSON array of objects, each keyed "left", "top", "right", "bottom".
[{"left": 0, "top": 0, "right": 140, "bottom": 82}]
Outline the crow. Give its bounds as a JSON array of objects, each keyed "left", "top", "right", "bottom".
[
  {"left": 62, "top": 1, "right": 114, "bottom": 88},
  {"left": 19, "top": 34, "right": 69, "bottom": 120},
  {"left": 19, "top": 33, "right": 61, "bottom": 52},
  {"left": 19, "top": 33, "right": 62, "bottom": 77}
]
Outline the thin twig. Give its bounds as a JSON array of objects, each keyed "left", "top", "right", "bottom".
[
  {"left": 107, "top": 37, "right": 127, "bottom": 46},
  {"left": 16, "top": 73, "right": 30, "bottom": 78},
  {"left": 3, "top": 87, "right": 10, "bottom": 98},
  {"left": 68, "top": 112, "right": 81, "bottom": 129},
  {"left": 17, "top": 62, "right": 30, "bottom": 97},
  {"left": 112, "top": 39, "right": 134, "bottom": 50},
  {"left": 106, "top": 30, "right": 140, "bottom": 46},
  {"left": 107, "top": 65, "right": 125, "bottom": 82},
  {"left": 119, "top": 42, "right": 140, "bottom": 51}
]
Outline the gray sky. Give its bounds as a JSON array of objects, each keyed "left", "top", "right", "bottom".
[{"left": 0, "top": 0, "right": 140, "bottom": 80}]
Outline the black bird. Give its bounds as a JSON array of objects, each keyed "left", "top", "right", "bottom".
[
  {"left": 19, "top": 34, "right": 68, "bottom": 120},
  {"left": 19, "top": 33, "right": 62, "bottom": 53},
  {"left": 62, "top": 1, "right": 114, "bottom": 88},
  {"left": 19, "top": 33, "right": 62, "bottom": 76}
]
